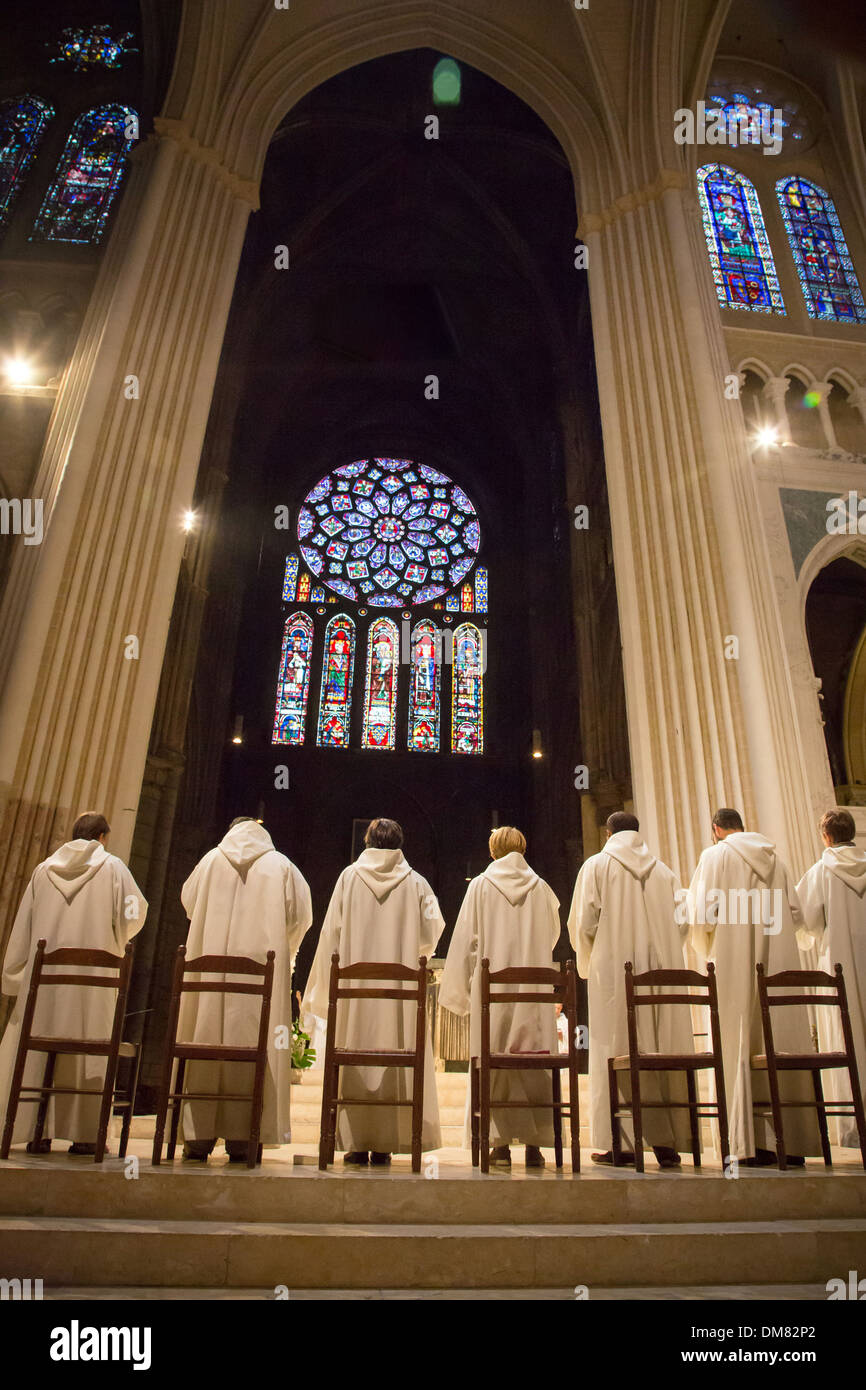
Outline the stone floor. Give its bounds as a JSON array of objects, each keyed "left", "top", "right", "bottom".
[{"left": 41, "top": 1283, "right": 832, "bottom": 1300}]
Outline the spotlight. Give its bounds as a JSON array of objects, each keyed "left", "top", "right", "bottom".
[
  {"left": 231, "top": 715, "right": 244, "bottom": 745},
  {"left": 182, "top": 509, "right": 197, "bottom": 533},
  {"left": 3, "top": 357, "right": 34, "bottom": 386},
  {"left": 532, "top": 728, "right": 544, "bottom": 760},
  {"left": 753, "top": 425, "right": 779, "bottom": 449}
]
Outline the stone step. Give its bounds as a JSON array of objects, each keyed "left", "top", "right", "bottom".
[{"left": 3, "top": 1213, "right": 863, "bottom": 1289}]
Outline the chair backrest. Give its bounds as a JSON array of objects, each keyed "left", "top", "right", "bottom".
[
  {"left": 479, "top": 959, "right": 579, "bottom": 1060},
  {"left": 756, "top": 962, "right": 852, "bottom": 1058},
  {"left": 176, "top": 947, "right": 276, "bottom": 999},
  {"left": 20, "top": 938, "right": 135, "bottom": 1047},
  {"left": 327, "top": 953, "right": 428, "bottom": 1004},
  {"left": 623, "top": 960, "right": 720, "bottom": 1060}
]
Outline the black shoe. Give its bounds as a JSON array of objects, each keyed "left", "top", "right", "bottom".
[
  {"left": 228, "top": 1144, "right": 263, "bottom": 1164},
  {"left": 370, "top": 1152, "right": 391, "bottom": 1166},
  {"left": 742, "top": 1147, "right": 777, "bottom": 1167},
  {"left": 653, "top": 1146, "right": 682, "bottom": 1169},
  {"left": 68, "top": 1143, "right": 109, "bottom": 1157},
  {"left": 591, "top": 1150, "right": 635, "bottom": 1166},
  {"left": 26, "top": 1138, "right": 52, "bottom": 1154},
  {"left": 343, "top": 1151, "right": 369, "bottom": 1166},
  {"left": 182, "top": 1142, "right": 214, "bottom": 1162}
]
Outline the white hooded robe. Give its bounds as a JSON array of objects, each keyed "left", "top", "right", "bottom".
[
  {"left": 797, "top": 843, "right": 866, "bottom": 1147},
  {"left": 439, "top": 852, "right": 561, "bottom": 1146},
  {"left": 179, "top": 821, "right": 312, "bottom": 1145},
  {"left": 0, "top": 840, "right": 147, "bottom": 1144},
  {"left": 568, "top": 831, "right": 693, "bottom": 1153},
  {"left": 303, "top": 847, "right": 442, "bottom": 1153},
  {"left": 689, "top": 831, "right": 821, "bottom": 1159}
]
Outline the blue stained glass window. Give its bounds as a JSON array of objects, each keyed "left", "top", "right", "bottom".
[
  {"left": 362, "top": 618, "right": 399, "bottom": 749},
  {"left": 474, "top": 567, "right": 488, "bottom": 613},
  {"left": 707, "top": 94, "right": 787, "bottom": 147},
  {"left": 272, "top": 613, "right": 314, "bottom": 746},
  {"left": 282, "top": 555, "right": 299, "bottom": 603},
  {"left": 48, "top": 26, "right": 138, "bottom": 70},
  {"left": 452, "top": 623, "right": 483, "bottom": 755},
  {"left": 776, "top": 178, "right": 866, "bottom": 324},
  {"left": 317, "top": 614, "right": 355, "bottom": 747},
  {"left": 0, "top": 96, "right": 55, "bottom": 228},
  {"left": 297, "top": 458, "right": 481, "bottom": 608},
  {"left": 408, "top": 621, "right": 441, "bottom": 751},
  {"left": 31, "top": 104, "right": 137, "bottom": 245},
  {"left": 697, "top": 164, "right": 785, "bottom": 314}
]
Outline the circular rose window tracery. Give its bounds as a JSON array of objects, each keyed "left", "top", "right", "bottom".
[{"left": 297, "top": 457, "right": 481, "bottom": 607}]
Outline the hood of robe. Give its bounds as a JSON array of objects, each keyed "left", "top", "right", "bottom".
[
  {"left": 218, "top": 820, "right": 275, "bottom": 877},
  {"left": 483, "top": 851, "right": 539, "bottom": 906},
  {"left": 721, "top": 831, "right": 776, "bottom": 884},
  {"left": 352, "top": 848, "right": 412, "bottom": 901},
  {"left": 45, "top": 839, "right": 109, "bottom": 903},
  {"left": 603, "top": 830, "right": 656, "bottom": 883},
  {"left": 823, "top": 843, "right": 866, "bottom": 896}
]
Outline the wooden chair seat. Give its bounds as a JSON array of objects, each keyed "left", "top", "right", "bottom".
[
  {"left": 752, "top": 964, "right": 866, "bottom": 1170},
  {"left": 319, "top": 955, "right": 429, "bottom": 1173},
  {"left": 0, "top": 939, "right": 140, "bottom": 1164},
  {"left": 151, "top": 947, "right": 276, "bottom": 1169},
  {"left": 471, "top": 959, "right": 580, "bottom": 1174},
  {"left": 608, "top": 963, "right": 729, "bottom": 1173}
]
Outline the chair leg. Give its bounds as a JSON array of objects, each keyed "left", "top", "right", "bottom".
[
  {"left": 715, "top": 1063, "right": 731, "bottom": 1174},
  {"left": 151, "top": 1053, "right": 175, "bottom": 1167},
  {"left": 811, "top": 1069, "right": 832, "bottom": 1167},
  {"left": 686, "top": 1070, "right": 701, "bottom": 1169},
  {"left": 1, "top": 1033, "right": 33, "bottom": 1159},
  {"left": 631, "top": 1063, "right": 645, "bottom": 1174},
  {"left": 470, "top": 1060, "right": 480, "bottom": 1169},
  {"left": 95, "top": 1041, "right": 124, "bottom": 1165},
  {"left": 849, "top": 1062, "right": 866, "bottom": 1172},
  {"left": 552, "top": 1067, "right": 563, "bottom": 1169},
  {"left": 119, "top": 1049, "right": 141, "bottom": 1161},
  {"left": 317, "top": 1056, "right": 332, "bottom": 1170},
  {"left": 765, "top": 1060, "right": 787, "bottom": 1171},
  {"left": 410, "top": 1057, "right": 424, "bottom": 1177},
  {"left": 480, "top": 1058, "right": 491, "bottom": 1175},
  {"left": 608, "top": 1060, "right": 622, "bottom": 1166},
  {"left": 569, "top": 1060, "right": 580, "bottom": 1175},
  {"left": 166, "top": 1058, "right": 185, "bottom": 1161},
  {"left": 33, "top": 1052, "right": 56, "bottom": 1144}
]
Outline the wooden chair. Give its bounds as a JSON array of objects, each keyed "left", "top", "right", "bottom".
[
  {"left": 471, "top": 959, "right": 580, "bottom": 1174},
  {"left": 0, "top": 938, "right": 139, "bottom": 1164},
  {"left": 151, "top": 946, "right": 275, "bottom": 1169},
  {"left": 752, "top": 963, "right": 866, "bottom": 1171},
  {"left": 318, "top": 953, "right": 428, "bottom": 1174},
  {"left": 608, "top": 962, "right": 729, "bottom": 1173}
]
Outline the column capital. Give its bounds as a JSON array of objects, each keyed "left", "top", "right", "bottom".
[
  {"left": 577, "top": 169, "right": 687, "bottom": 238},
  {"left": 762, "top": 376, "right": 791, "bottom": 403},
  {"left": 152, "top": 117, "right": 260, "bottom": 210}
]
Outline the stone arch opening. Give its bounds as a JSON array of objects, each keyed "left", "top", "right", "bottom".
[{"left": 804, "top": 547, "right": 866, "bottom": 799}]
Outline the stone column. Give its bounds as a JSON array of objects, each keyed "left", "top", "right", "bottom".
[
  {"left": 812, "top": 381, "right": 838, "bottom": 452},
  {"left": 580, "top": 172, "right": 817, "bottom": 879},
  {"left": 763, "top": 376, "right": 792, "bottom": 445},
  {"left": 847, "top": 386, "right": 866, "bottom": 445},
  {"left": 0, "top": 121, "right": 257, "bottom": 960}
]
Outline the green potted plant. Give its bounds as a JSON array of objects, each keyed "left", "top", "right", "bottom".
[{"left": 290, "top": 1019, "right": 316, "bottom": 1082}]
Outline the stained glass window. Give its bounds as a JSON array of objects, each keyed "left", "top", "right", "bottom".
[
  {"left": 461, "top": 582, "right": 473, "bottom": 612},
  {"left": 317, "top": 614, "right": 355, "bottom": 747},
  {"left": 282, "top": 554, "right": 299, "bottom": 603},
  {"left": 48, "top": 26, "right": 138, "bottom": 70},
  {"left": 474, "top": 567, "right": 488, "bottom": 613},
  {"left": 272, "top": 613, "right": 313, "bottom": 746},
  {"left": 31, "top": 105, "right": 137, "bottom": 245},
  {"left": 445, "top": 592, "right": 460, "bottom": 612},
  {"left": 452, "top": 623, "right": 483, "bottom": 755},
  {"left": 297, "top": 572, "right": 311, "bottom": 602},
  {"left": 706, "top": 94, "right": 786, "bottom": 148},
  {"left": 362, "top": 618, "right": 399, "bottom": 749},
  {"left": 776, "top": 178, "right": 866, "bottom": 324},
  {"left": 408, "top": 621, "right": 441, "bottom": 752},
  {"left": 697, "top": 165, "right": 785, "bottom": 314},
  {"left": 297, "top": 457, "right": 481, "bottom": 608},
  {"left": 310, "top": 584, "right": 325, "bottom": 602},
  {"left": 0, "top": 96, "right": 55, "bottom": 228}
]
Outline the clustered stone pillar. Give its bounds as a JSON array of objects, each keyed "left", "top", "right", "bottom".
[{"left": 0, "top": 121, "right": 256, "bottom": 981}]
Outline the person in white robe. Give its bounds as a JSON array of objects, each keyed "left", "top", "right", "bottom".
[
  {"left": 0, "top": 812, "right": 147, "bottom": 1154},
  {"left": 688, "top": 807, "right": 821, "bottom": 1164},
  {"left": 568, "top": 812, "right": 693, "bottom": 1168},
  {"left": 438, "top": 826, "right": 562, "bottom": 1169},
  {"left": 178, "top": 817, "right": 312, "bottom": 1161},
  {"left": 302, "top": 818, "right": 442, "bottom": 1164},
  {"left": 797, "top": 808, "right": 866, "bottom": 1149}
]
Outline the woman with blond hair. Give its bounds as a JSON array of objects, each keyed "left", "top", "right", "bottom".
[{"left": 439, "top": 826, "right": 562, "bottom": 1168}]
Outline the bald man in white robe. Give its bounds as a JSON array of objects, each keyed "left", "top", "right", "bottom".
[
  {"left": 0, "top": 812, "right": 146, "bottom": 1154},
  {"left": 179, "top": 817, "right": 312, "bottom": 1161},
  {"left": 303, "top": 818, "right": 442, "bottom": 1164},
  {"left": 568, "top": 812, "right": 693, "bottom": 1168},
  {"left": 797, "top": 809, "right": 866, "bottom": 1149},
  {"left": 439, "top": 826, "right": 562, "bottom": 1169},
  {"left": 689, "top": 807, "right": 821, "bottom": 1164}
]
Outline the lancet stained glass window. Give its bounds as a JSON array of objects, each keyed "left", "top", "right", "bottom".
[
  {"left": 317, "top": 614, "right": 355, "bottom": 747},
  {"left": 297, "top": 457, "right": 481, "bottom": 607},
  {"left": 776, "top": 178, "right": 866, "bottom": 323},
  {"left": 32, "top": 104, "right": 137, "bottom": 244},
  {"left": 697, "top": 165, "right": 785, "bottom": 313},
  {"left": 0, "top": 96, "right": 54, "bottom": 228},
  {"left": 272, "top": 613, "right": 313, "bottom": 746},
  {"left": 452, "top": 623, "right": 483, "bottom": 755},
  {"left": 408, "top": 621, "right": 441, "bottom": 751},
  {"left": 362, "top": 618, "right": 399, "bottom": 749},
  {"left": 282, "top": 554, "right": 299, "bottom": 603}
]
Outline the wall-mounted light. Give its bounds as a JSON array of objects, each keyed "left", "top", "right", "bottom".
[
  {"left": 532, "top": 728, "right": 543, "bottom": 760},
  {"left": 256, "top": 799, "right": 265, "bottom": 825},
  {"left": 753, "top": 424, "right": 779, "bottom": 449},
  {"left": 231, "top": 715, "right": 244, "bottom": 745},
  {"left": 3, "top": 356, "right": 34, "bottom": 386},
  {"left": 182, "top": 509, "right": 197, "bottom": 533}
]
